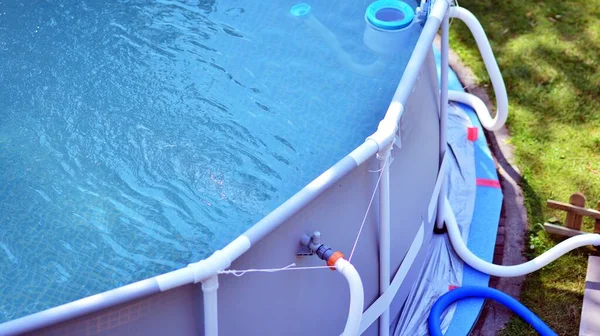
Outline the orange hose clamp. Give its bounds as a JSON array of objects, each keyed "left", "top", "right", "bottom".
[{"left": 327, "top": 251, "right": 345, "bottom": 270}]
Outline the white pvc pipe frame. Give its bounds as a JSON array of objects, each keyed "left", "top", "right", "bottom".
[
  {"left": 435, "top": 11, "right": 450, "bottom": 231},
  {"left": 0, "top": 1, "right": 465, "bottom": 335},
  {"left": 202, "top": 275, "right": 219, "bottom": 336},
  {"left": 377, "top": 142, "right": 393, "bottom": 336}
]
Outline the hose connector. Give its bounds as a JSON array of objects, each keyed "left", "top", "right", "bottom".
[
  {"left": 298, "top": 232, "right": 363, "bottom": 335},
  {"left": 327, "top": 251, "right": 345, "bottom": 270},
  {"left": 298, "top": 231, "right": 344, "bottom": 270}
]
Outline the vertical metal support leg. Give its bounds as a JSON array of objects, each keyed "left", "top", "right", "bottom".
[
  {"left": 377, "top": 142, "right": 393, "bottom": 336},
  {"left": 436, "top": 12, "right": 450, "bottom": 231},
  {"left": 202, "top": 275, "right": 219, "bottom": 336}
]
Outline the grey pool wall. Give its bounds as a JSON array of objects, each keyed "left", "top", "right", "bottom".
[{"left": 0, "top": 1, "right": 450, "bottom": 334}]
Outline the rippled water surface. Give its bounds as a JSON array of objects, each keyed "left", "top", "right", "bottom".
[{"left": 0, "top": 0, "right": 419, "bottom": 321}]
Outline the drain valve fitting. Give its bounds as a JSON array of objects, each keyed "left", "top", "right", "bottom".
[{"left": 298, "top": 232, "right": 345, "bottom": 270}]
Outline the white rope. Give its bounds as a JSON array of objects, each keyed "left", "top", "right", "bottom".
[
  {"left": 349, "top": 154, "right": 389, "bottom": 262},
  {"left": 219, "top": 263, "right": 332, "bottom": 277},
  {"left": 220, "top": 153, "right": 390, "bottom": 276},
  {"left": 368, "top": 167, "right": 384, "bottom": 173}
]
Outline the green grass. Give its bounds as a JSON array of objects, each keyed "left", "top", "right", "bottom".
[{"left": 446, "top": 0, "right": 600, "bottom": 335}]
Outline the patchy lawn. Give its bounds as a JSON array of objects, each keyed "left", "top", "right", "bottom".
[{"left": 447, "top": 0, "right": 600, "bottom": 335}]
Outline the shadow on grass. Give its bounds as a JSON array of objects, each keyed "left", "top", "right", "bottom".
[
  {"left": 501, "top": 243, "right": 600, "bottom": 336},
  {"left": 453, "top": 1, "right": 600, "bottom": 335},
  {"left": 500, "top": 277, "right": 584, "bottom": 335},
  {"left": 484, "top": 125, "right": 596, "bottom": 335},
  {"left": 452, "top": 0, "right": 600, "bottom": 126},
  {"left": 453, "top": 0, "right": 600, "bottom": 231}
]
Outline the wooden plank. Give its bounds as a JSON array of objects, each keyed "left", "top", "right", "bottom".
[
  {"left": 595, "top": 201, "right": 600, "bottom": 235},
  {"left": 565, "top": 193, "right": 586, "bottom": 230},
  {"left": 580, "top": 256, "right": 600, "bottom": 336},
  {"left": 543, "top": 223, "right": 585, "bottom": 238},
  {"left": 547, "top": 200, "right": 600, "bottom": 220}
]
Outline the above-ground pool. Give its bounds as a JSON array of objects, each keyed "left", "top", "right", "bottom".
[{"left": 0, "top": 0, "right": 420, "bottom": 322}]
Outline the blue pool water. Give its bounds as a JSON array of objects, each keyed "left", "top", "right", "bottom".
[{"left": 0, "top": 0, "right": 419, "bottom": 322}]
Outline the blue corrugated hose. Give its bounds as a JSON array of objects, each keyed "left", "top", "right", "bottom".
[{"left": 428, "top": 286, "right": 557, "bottom": 336}]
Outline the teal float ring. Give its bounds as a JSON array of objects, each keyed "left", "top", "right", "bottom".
[{"left": 365, "top": 0, "right": 414, "bottom": 31}]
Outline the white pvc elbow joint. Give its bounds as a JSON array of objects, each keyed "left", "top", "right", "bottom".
[
  {"left": 186, "top": 249, "right": 233, "bottom": 284},
  {"left": 366, "top": 102, "right": 403, "bottom": 152}
]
